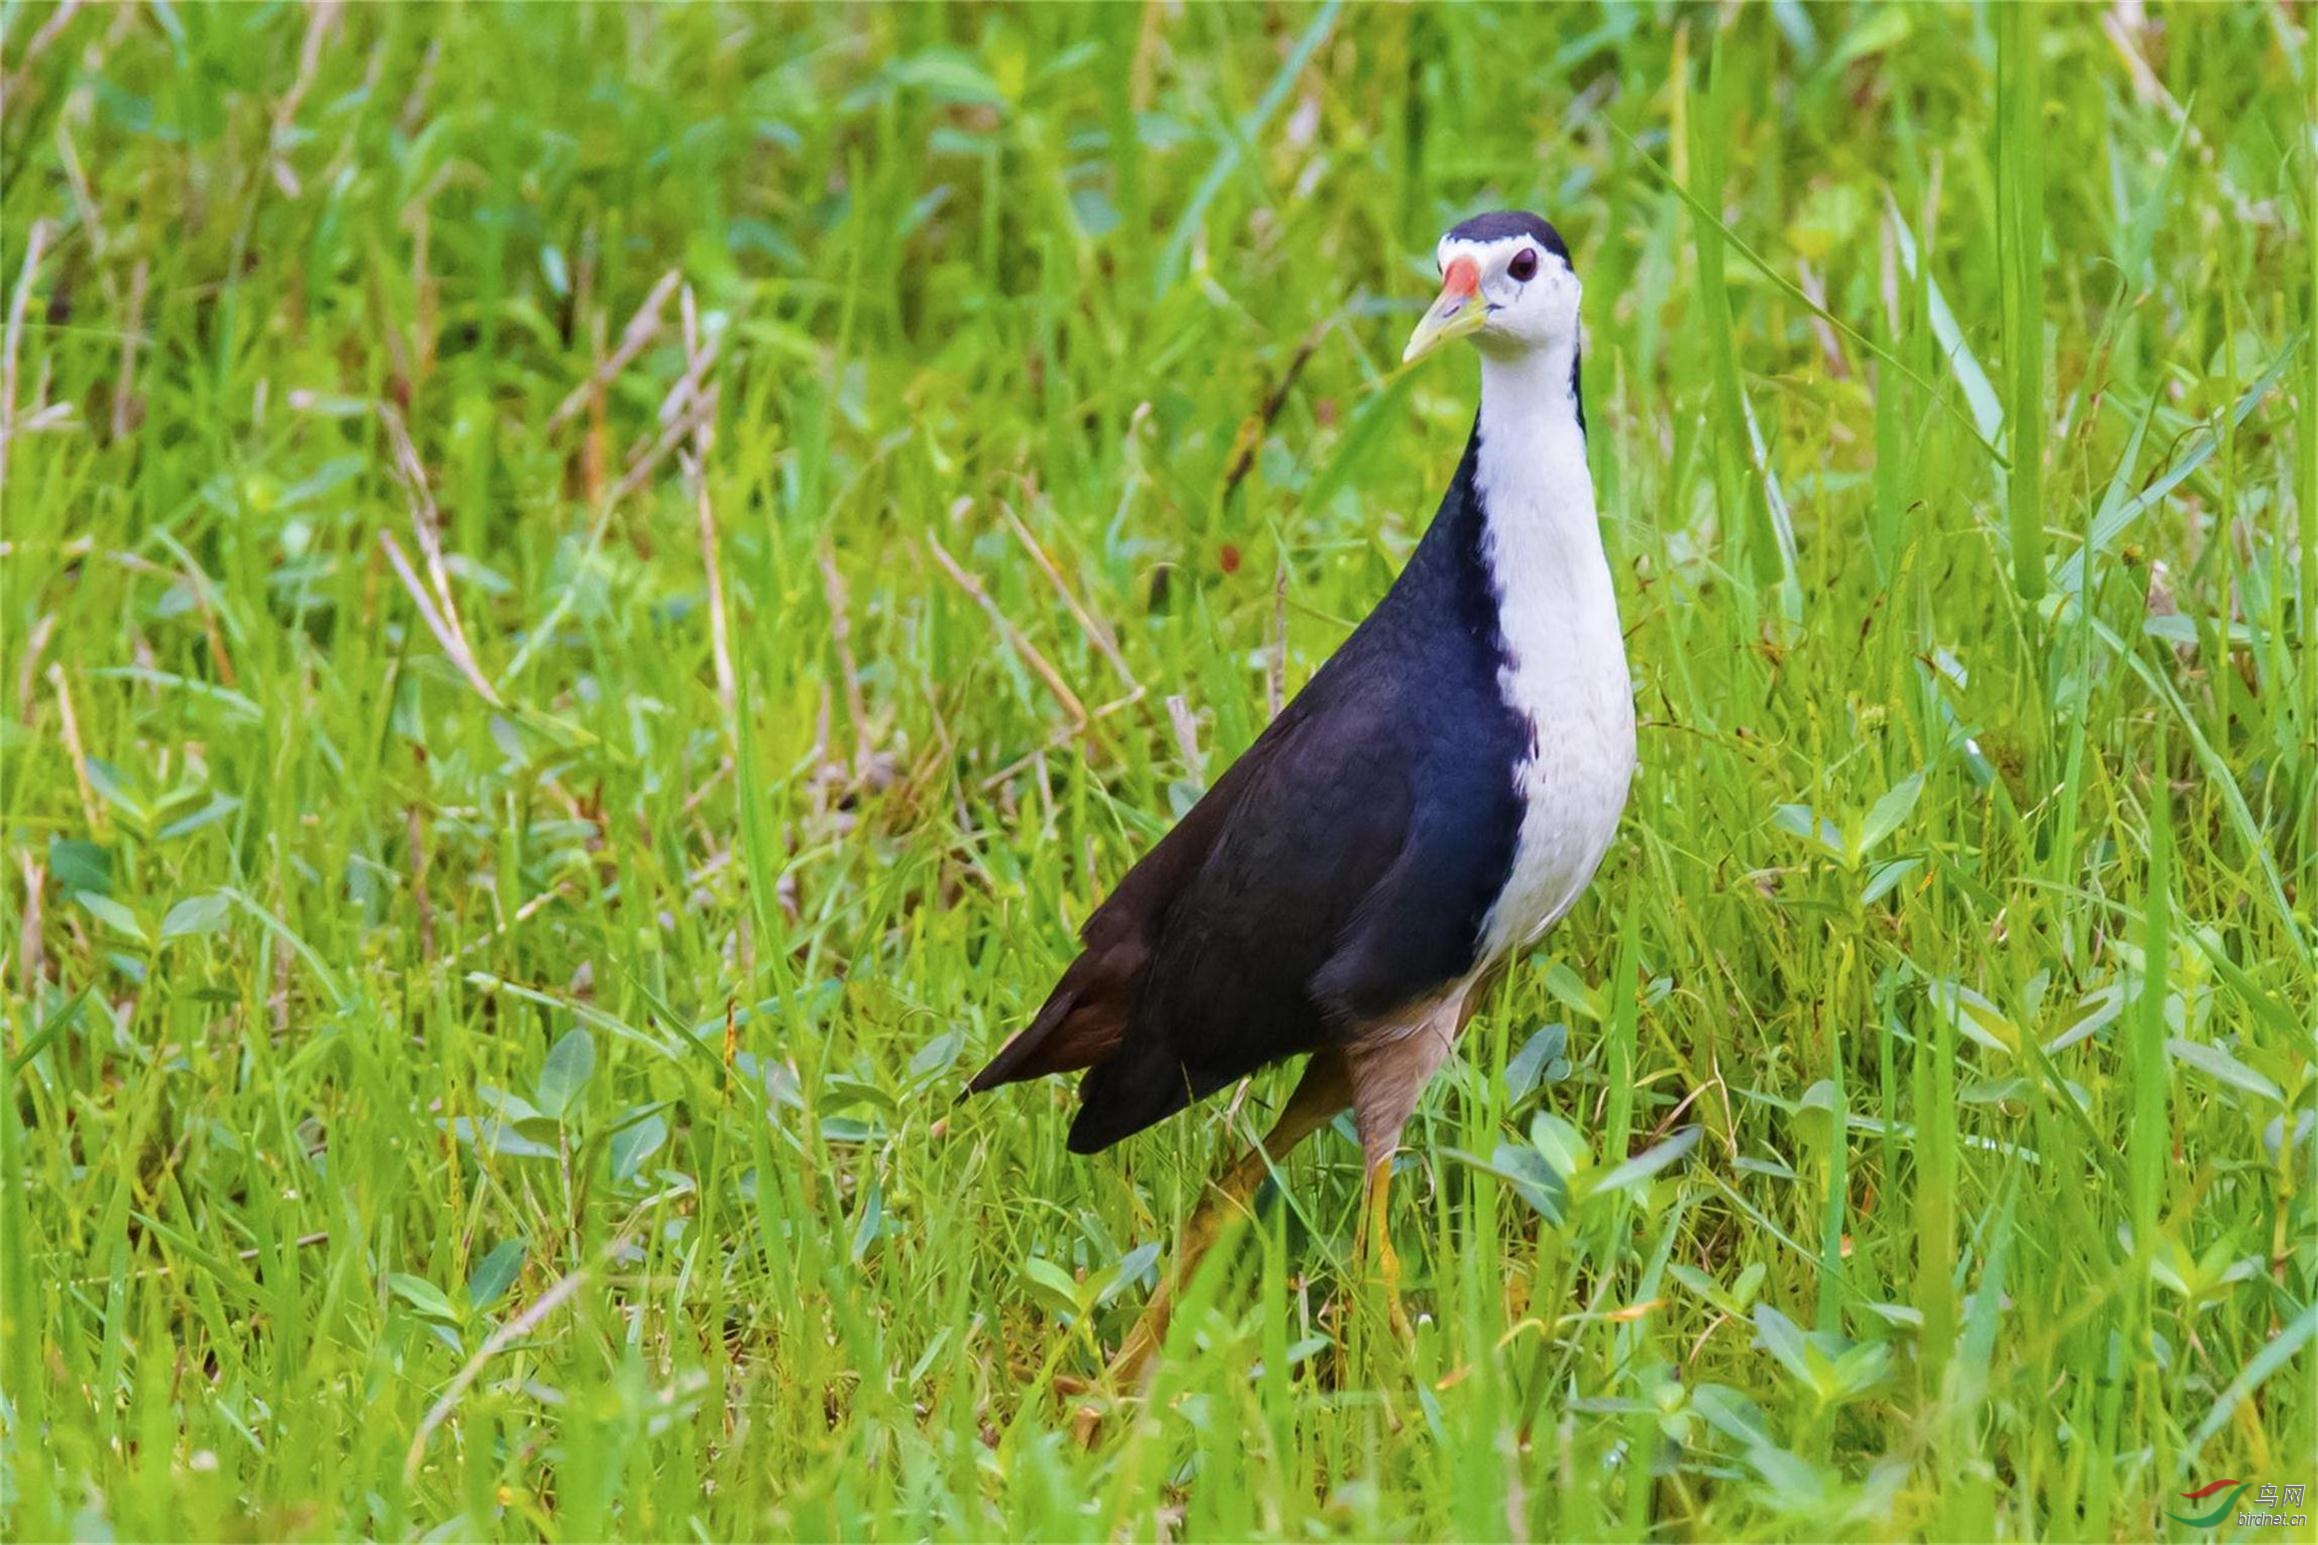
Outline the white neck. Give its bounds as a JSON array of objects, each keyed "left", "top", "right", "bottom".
[
  {"left": 1472, "top": 339, "right": 1607, "bottom": 619},
  {"left": 1474, "top": 341, "right": 1590, "bottom": 530},
  {"left": 1468, "top": 338, "right": 1638, "bottom": 958}
]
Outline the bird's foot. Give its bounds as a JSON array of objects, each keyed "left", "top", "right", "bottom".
[
  {"left": 1069, "top": 1399, "right": 1106, "bottom": 1450},
  {"left": 1070, "top": 1190, "right": 1233, "bottom": 1447},
  {"left": 1104, "top": 1301, "right": 1167, "bottom": 1393},
  {"left": 1067, "top": 1292, "right": 1166, "bottom": 1448},
  {"left": 1371, "top": 1232, "right": 1417, "bottom": 1344},
  {"left": 1072, "top": 1065, "right": 1352, "bottom": 1450},
  {"left": 1358, "top": 1157, "right": 1418, "bottom": 1345}
]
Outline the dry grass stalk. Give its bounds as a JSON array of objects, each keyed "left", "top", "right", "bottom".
[
  {"left": 1, "top": 219, "right": 55, "bottom": 493},
  {"left": 549, "top": 269, "right": 682, "bottom": 431},
  {"left": 1001, "top": 500, "right": 1139, "bottom": 694},
  {"left": 925, "top": 531, "right": 1088, "bottom": 728}
]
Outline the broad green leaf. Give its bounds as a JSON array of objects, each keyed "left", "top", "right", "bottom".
[
  {"left": 1751, "top": 1303, "right": 1816, "bottom": 1388},
  {"left": 1541, "top": 964, "right": 1604, "bottom": 1023},
  {"left": 1593, "top": 1126, "right": 1701, "bottom": 1197},
  {"left": 1689, "top": 1382, "right": 1775, "bottom": 1448},
  {"left": 1861, "top": 857, "right": 1921, "bottom": 905},
  {"left": 1528, "top": 1111, "right": 1590, "bottom": 1181},
  {"left": 1857, "top": 771, "right": 1924, "bottom": 857},
  {"left": 82, "top": 759, "right": 149, "bottom": 826},
  {"left": 76, "top": 893, "right": 147, "bottom": 945},
  {"left": 2165, "top": 1038, "right": 2283, "bottom": 1104},
  {"left": 1448, "top": 1144, "right": 1567, "bottom": 1227},
  {"left": 1821, "top": 4, "right": 1911, "bottom": 71},
  {"left": 849, "top": 1178, "right": 885, "bottom": 1264},
  {"left": 156, "top": 795, "right": 240, "bottom": 841},
  {"left": 389, "top": 1273, "right": 460, "bottom": 1325},
  {"left": 887, "top": 50, "right": 1005, "bottom": 108},
  {"left": 1773, "top": 803, "right": 1844, "bottom": 857},
  {"left": 609, "top": 1111, "right": 669, "bottom": 1182},
  {"left": 475, "top": 1085, "right": 544, "bottom": 1123},
  {"left": 534, "top": 1027, "right": 596, "bottom": 1120},
  {"left": 1095, "top": 1242, "right": 1163, "bottom": 1307},
  {"left": 160, "top": 892, "right": 232, "bottom": 941},
  {"left": 1925, "top": 979, "right": 2020, "bottom": 1055},
  {"left": 1021, "top": 1257, "right": 1082, "bottom": 1315},
  {"left": 446, "top": 1117, "right": 558, "bottom": 1160},
  {"left": 908, "top": 1029, "right": 964, "bottom": 1081},
  {"left": 466, "top": 1239, "right": 525, "bottom": 1312},
  {"left": 1830, "top": 1340, "right": 1894, "bottom": 1401},
  {"left": 1504, "top": 1023, "right": 1569, "bottom": 1104},
  {"left": 1668, "top": 1263, "right": 1721, "bottom": 1301},
  {"left": 48, "top": 838, "right": 111, "bottom": 895},
  {"left": 2044, "top": 984, "right": 2124, "bottom": 1053},
  {"left": 1670, "top": 1260, "right": 1764, "bottom": 1318}
]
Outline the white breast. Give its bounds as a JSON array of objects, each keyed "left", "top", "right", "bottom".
[{"left": 1469, "top": 351, "right": 1636, "bottom": 963}]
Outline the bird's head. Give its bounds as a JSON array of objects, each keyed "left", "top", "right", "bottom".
[{"left": 1403, "top": 211, "right": 1580, "bottom": 365}]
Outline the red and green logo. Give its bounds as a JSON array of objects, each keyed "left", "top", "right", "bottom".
[{"left": 2169, "top": 1479, "right": 2251, "bottom": 1528}]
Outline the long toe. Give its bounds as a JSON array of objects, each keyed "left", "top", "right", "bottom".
[
  {"left": 1374, "top": 1236, "right": 1416, "bottom": 1343},
  {"left": 1105, "top": 1304, "right": 1166, "bottom": 1392}
]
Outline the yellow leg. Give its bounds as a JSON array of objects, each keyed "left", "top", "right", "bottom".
[
  {"left": 1094, "top": 1054, "right": 1350, "bottom": 1396},
  {"left": 1097, "top": 1143, "right": 1266, "bottom": 1398},
  {"left": 1363, "top": 1157, "right": 1414, "bottom": 1342},
  {"left": 1341, "top": 992, "right": 1470, "bottom": 1349}
]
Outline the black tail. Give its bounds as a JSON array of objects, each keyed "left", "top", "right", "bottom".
[
  {"left": 967, "top": 936, "right": 1142, "bottom": 1098},
  {"left": 965, "top": 987, "right": 1078, "bottom": 1095},
  {"left": 1066, "top": 1037, "right": 1219, "bottom": 1153}
]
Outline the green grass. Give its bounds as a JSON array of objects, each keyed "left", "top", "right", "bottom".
[{"left": 3, "top": 3, "right": 2312, "bottom": 1539}]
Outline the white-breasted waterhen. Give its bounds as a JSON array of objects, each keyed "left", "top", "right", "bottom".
[{"left": 969, "top": 211, "right": 1635, "bottom": 1384}]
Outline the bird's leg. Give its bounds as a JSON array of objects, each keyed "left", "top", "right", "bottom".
[
  {"left": 1345, "top": 994, "right": 1468, "bottom": 1345},
  {"left": 1098, "top": 1050, "right": 1350, "bottom": 1396},
  {"left": 1360, "top": 1155, "right": 1413, "bottom": 1341}
]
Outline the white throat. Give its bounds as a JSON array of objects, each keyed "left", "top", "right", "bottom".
[
  {"left": 1475, "top": 342, "right": 1591, "bottom": 541},
  {"left": 1470, "top": 342, "right": 1637, "bottom": 959}
]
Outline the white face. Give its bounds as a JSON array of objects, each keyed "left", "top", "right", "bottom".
[{"left": 1432, "top": 232, "right": 1582, "bottom": 357}]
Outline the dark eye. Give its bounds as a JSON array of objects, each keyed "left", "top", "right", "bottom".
[{"left": 1508, "top": 248, "right": 1539, "bottom": 282}]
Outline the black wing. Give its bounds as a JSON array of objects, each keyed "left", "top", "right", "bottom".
[{"left": 1067, "top": 595, "right": 1526, "bottom": 1148}]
